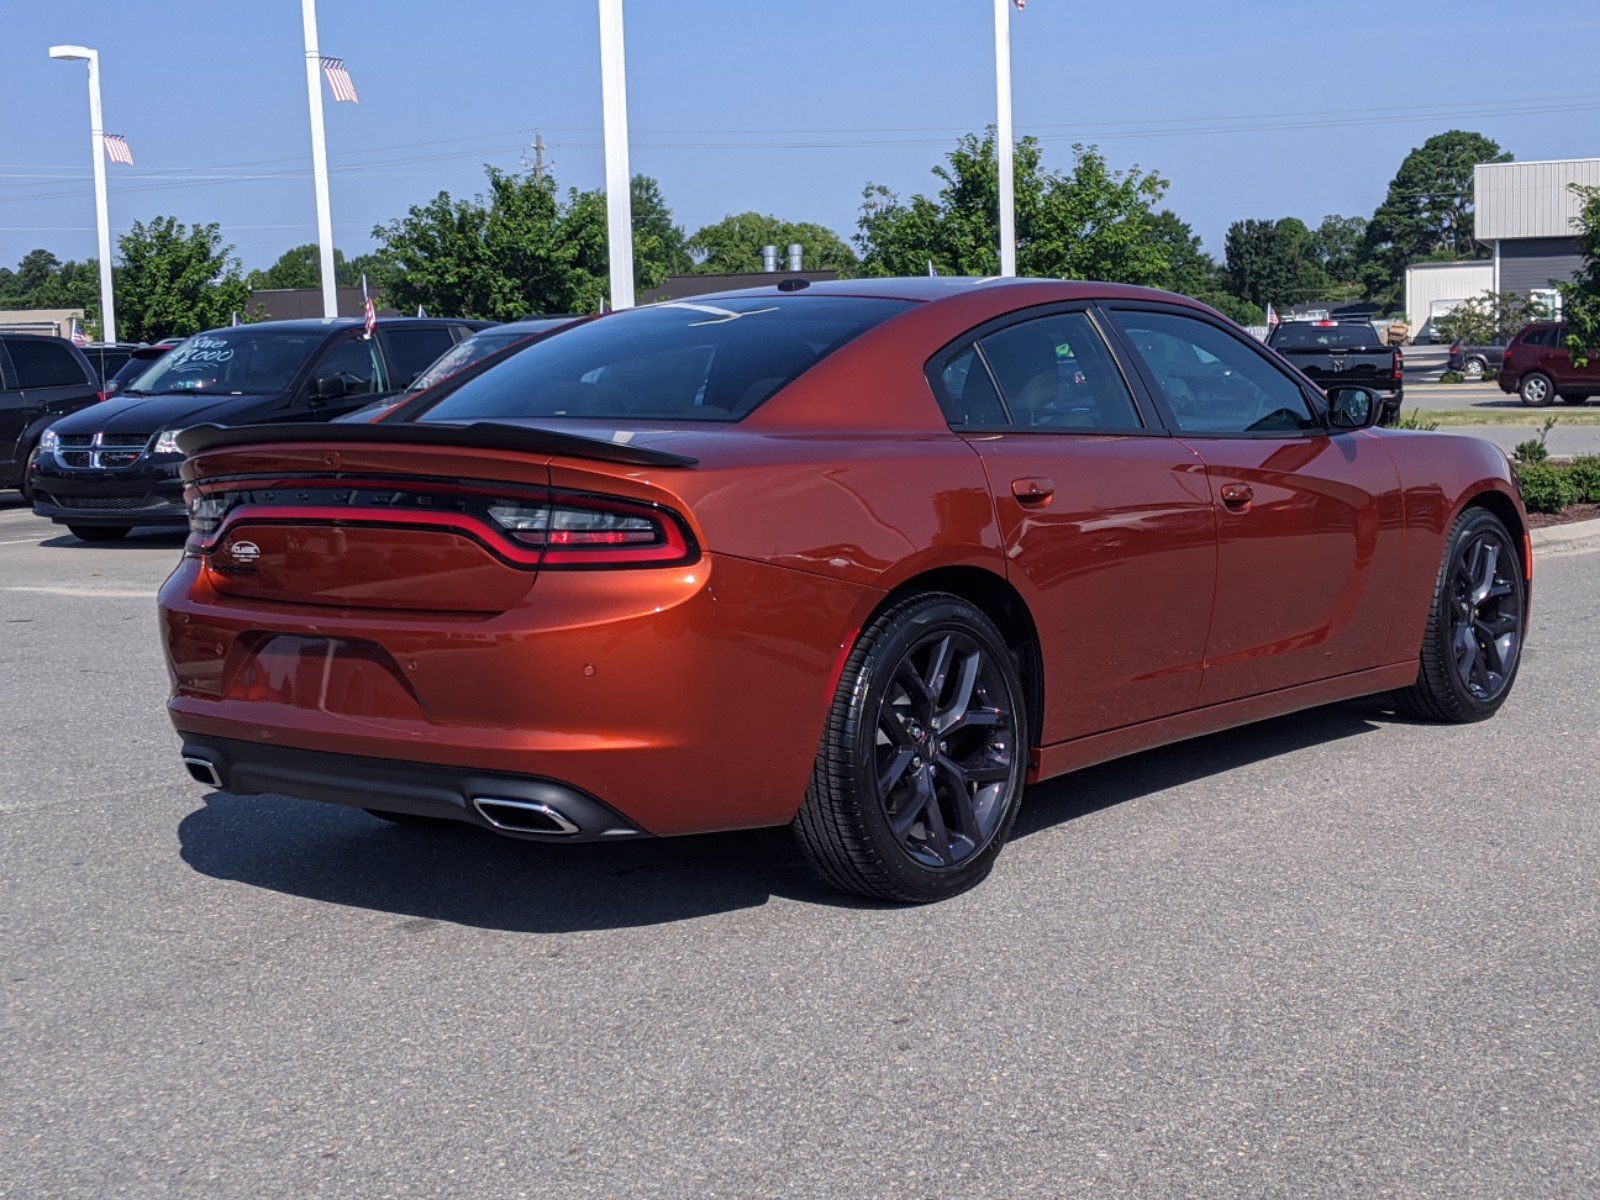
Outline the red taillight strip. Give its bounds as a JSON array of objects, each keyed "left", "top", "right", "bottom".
[{"left": 207, "top": 504, "right": 547, "bottom": 567}]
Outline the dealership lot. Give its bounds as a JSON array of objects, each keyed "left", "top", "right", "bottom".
[{"left": 1, "top": 495, "right": 1597, "bottom": 1200}]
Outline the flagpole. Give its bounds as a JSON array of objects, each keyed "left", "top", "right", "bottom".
[
  {"left": 993, "top": 0, "right": 1016, "bottom": 278},
  {"left": 49, "top": 46, "right": 117, "bottom": 342},
  {"left": 597, "top": 0, "right": 635, "bottom": 309},
  {"left": 301, "top": 0, "right": 339, "bottom": 320}
]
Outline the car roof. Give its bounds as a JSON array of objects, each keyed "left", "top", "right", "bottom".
[
  {"left": 192, "top": 316, "right": 481, "bottom": 336},
  {"left": 676, "top": 275, "right": 1205, "bottom": 308}
]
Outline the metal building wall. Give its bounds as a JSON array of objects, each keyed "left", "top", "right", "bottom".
[
  {"left": 1475, "top": 159, "right": 1600, "bottom": 241},
  {"left": 1403, "top": 261, "right": 1494, "bottom": 333}
]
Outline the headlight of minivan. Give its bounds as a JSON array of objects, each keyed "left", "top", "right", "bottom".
[
  {"left": 153, "top": 429, "right": 183, "bottom": 455},
  {"left": 39, "top": 428, "right": 60, "bottom": 453}
]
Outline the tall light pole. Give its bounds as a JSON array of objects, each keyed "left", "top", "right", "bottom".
[
  {"left": 49, "top": 45, "right": 117, "bottom": 342},
  {"left": 993, "top": 0, "right": 1017, "bottom": 277},
  {"left": 301, "top": 0, "right": 339, "bottom": 319},
  {"left": 597, "top": 0, "right": 635, "bottom": 309}
]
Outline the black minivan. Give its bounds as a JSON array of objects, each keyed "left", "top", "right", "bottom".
[
  {"left": 1, "top": 333, "right": 105, "bottom": 503},
  {"left": 31, "top": 317, "right": 486, "bottom": 541}
]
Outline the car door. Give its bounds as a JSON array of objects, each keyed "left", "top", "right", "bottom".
[
  {"left": 0, "top": 342, "right": 27, "bottom": 476},
  {"left": 4, "top": 337, "right": 99, "bottom": 467},
  {"left": 295, "top": 332, "right": 392, "bottom": 421},
  {"left": 930, "top": 305, "right": 1217, "bottom": 744},
  {"left": 1105, "top": 304, "right": 1406, "bottom": 706}
]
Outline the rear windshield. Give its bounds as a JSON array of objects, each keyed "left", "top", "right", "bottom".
[
  {"left": 122, "top": 327, "right": 325, "bottom": 396},
  {"left": 1270, "top": 323, "right": 1383, "bottom": 351},
  {"left": 413, "top": 296, "right": 912, "bottom": 424}
]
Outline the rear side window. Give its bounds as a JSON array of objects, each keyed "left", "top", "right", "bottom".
[
  {"left": 383, "top": 327, "right": 458, "bottom": 386},
  {"left": 935, "top": 346, "right": 1007, "bottom": 427},
  {"left": 979, "top": 312, "right": 1143, "bottom": 431},
  {"left": 8, "top": 339, "right": 89, "bottom": 388},
  {"left": 414, "top": 296, "right": 912, "bottom": 424}
]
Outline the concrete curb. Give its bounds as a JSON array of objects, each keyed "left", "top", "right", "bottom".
[{"left": 1530, "top": 515, "right": 1600, "bottom": 550}]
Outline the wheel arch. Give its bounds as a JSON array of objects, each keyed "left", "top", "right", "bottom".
[
  {"left": 1460, "top": 487, "right": 1530, "bottom": 581},
  {"left": 870, "top": 565, "right": 1045, "bottom": 749}
]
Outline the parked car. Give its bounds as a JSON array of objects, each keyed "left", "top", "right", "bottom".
[
  {"left": 1265, "top": 319, "right": 1404, "bottom": 420},
  {"left": 103, "top": 339, "right": 181, "bottom": 398},
  {"left": 0, "top": 332, "right": 104, "bottom": 502},
  {"left": 31, "top": 317, "right": 486, "bottom": 541},
  {"left": 1447, "top": 337, "right": 1507, "bottom": 381},
  {"left": 337, "top": 316, "right": 582, "bottom": 423},
  {"left": 79, "top": 342, "right": 146, "bottom": 388},
  {"left": 161, "top": 279, "right": 1529, "bottom": 903},
  {"left": 1497, "top": 321, "right": 1600, "bottom": 406}
]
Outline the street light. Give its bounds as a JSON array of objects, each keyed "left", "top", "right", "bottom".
[
  {"left": 992, "top": 0, "right": 1016, "bottom": 277},
  {"left": 597, "top": 0, "right": 635, "bottom": 309},
  {"left": 300, "top": 0, "right": 339, "bottom": 320},
  {"left": 48, "top": 44, "right": 117, "bottom": 342}
]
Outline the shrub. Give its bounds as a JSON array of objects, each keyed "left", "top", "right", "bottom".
[
  {"left": 1395, "top": 409, "right": 1440, "bottom": 431},
  {"left": 1516, "top": 463, "right": 1580, "bottom": 513},
  {"left": 1513, "top": 437, "right": 1550, "bottom": 464},
  {"left": 1439, "top": 370, "right": 1465, "bottom": 384},
  {"left": 1480, "top": 368, "right": 1498, "bottom": 383},
  {"left": 1568, "top": 454, "right": 1600, "bottom": 503}
]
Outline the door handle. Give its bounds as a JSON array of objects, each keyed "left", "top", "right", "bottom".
[
  {"left": 1220, "top": 482, "right": 1253, "bottom": 510},
  {"left": 1011, "top": 477, "right": 1055, "bottom": 505}
]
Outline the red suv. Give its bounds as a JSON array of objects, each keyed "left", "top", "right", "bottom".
[{"left": 1498, "top": 322, "right": 1600, "bottom": 406}]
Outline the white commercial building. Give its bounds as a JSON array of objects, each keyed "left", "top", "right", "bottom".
[
  {"left": 1475, "top": 157, "right": 1600, "bottom": 310},
  {"left": 1404, "top": 260, "right": 1494, "bottom": 338}
]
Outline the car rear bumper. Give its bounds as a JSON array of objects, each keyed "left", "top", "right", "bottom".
[
  {"left": 178, "top": 734, "right": 645, "bottom": 841},
  {"left": 31, "top": 459, "right": 186, "bottom": 526},
  {"left": 159, "top": 553, "right": 883, "bottom": 837}
]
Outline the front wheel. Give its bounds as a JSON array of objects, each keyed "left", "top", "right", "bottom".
[
  {"left": 1519, "top": 372, "right": 1554, "bottom": 406},
  {"left": 1463, "top": 357, "right": 1486, "bottom": 381},
  {"left": 19, "top": 445, "right": 40, "bottom": 505},
  {"left": 792, "top": 593, "right": 1028, "bottom": 903},
  {"left": 67, "top": 525, "right": 130, "bottom": 543},
  {"left": 1394, "top": 507, "right": 1526, "bottom": 723}
]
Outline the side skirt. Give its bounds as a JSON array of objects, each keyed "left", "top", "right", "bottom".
[{"left": 1028, "top": 661, "right": 1419, "bottom": 783}]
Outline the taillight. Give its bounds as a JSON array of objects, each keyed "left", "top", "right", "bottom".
[
  {"left": 488, "top": 497, "right": 692, "bottom": 566},
  {"left": 1392, "top": 350, "right": 1403, "bottom": 381}
]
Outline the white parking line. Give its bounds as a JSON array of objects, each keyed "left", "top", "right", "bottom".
[
  {"left": 1, "top": 585, "right": 152, "bottom": 599},
  {"left": 0, "top": 537, "right": 46, "bottom": 546}
]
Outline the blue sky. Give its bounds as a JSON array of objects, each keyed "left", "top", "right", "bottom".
[{"left": 3, "top": 0, "right": 1598, "bottom": 273}]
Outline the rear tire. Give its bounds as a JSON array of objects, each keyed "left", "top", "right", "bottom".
[
  {"left": 1519, "top": 372, "right": 1554, "bottom": 406},
  {"left": 68, "top": 525, "right": 130, "bottom": 542},
  {"left": 1463, "top": 357, "right": 1486, "bottom": 381},
  {"left": 792, "top": 593, "right": 1028, "bottom": 903},
  {"left": 1394, "top": 507, "right": 1525, "bottom": 723}
]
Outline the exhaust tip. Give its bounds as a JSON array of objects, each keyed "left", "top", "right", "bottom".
[
  {"left": 472, "top": 796, "right": 580, "bottom": 836},
  {"left": 182, "top": 755, "right": 223, "bottom": 788}
]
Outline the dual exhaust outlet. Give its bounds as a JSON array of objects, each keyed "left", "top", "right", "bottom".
[{"left": 181, "top": 754, "right": 581, "bottom": 836}]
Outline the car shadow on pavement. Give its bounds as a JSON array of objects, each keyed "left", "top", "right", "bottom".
[
  {"left": 40, "top": 531, "right": 188, "bottom": 551},
  {"left": 176, "top": 698, "right": 1389, "bottom": 933}
]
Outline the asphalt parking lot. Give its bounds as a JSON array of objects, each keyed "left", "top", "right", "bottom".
[{"left": 2, "top": 495, "right": 1597, "bottom": 1200}]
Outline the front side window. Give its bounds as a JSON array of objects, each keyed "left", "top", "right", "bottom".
[
  {"left": 979, "top": 312, "right": 1142, "bottom": 431},
  {"left": 125, "top": 328, "right": 327, "bottom": 396},
  {"left": 1111, "top": 310, "right": 1320, "bottom": 436},
  {"left": 312, "top": 335, "right": 387, "bottom": 395},
  {"left": 414, "top": 296, "right": 912, "bottom": 424},
  {"left": 8, "top": 339, "right": 88, "bottom": 388}
]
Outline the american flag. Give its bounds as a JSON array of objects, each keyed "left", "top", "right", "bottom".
[
  {"left": 361, "top": 274, "right": 376, "bottom": 339},
  {"left": 1013, "top": 0, "right": 1026, "bottom": 8},
  {"left": 103, "top": 134, "right": 134, "bottom": 166},
  {"left": 1266, "top": 302, "right": 1280, "bottom": 329},
  {"left": 320, "top": 56, "right": 360, "bottom": 104},
  {"left": 68, "top": 316, "right": 89, "bottom": 347}
]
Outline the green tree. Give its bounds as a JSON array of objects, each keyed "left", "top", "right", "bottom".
[
  {"left": 1146, "top": 210, "right": 1261, "bottom": 324},
  {"left": 246, "top": 243, "right": 361, "bottom": 291},
  {"left": 1224, "top": 217, "right": 1329, "bottom": 310},
  {"left": 1362, "top": 130, "right": 1511, "bottom": 298},
  {"left": 372, "top": 167, "right": 684, "bottom": 317},
  {"left": 856, "top": 132, "right": 1170, "bottom": 284},
  {"left": 115, "top": 217, "right": 250, "bottom": 341},
  {"left": 1558, "top": 184, "right": 1600, "bottom": 364},
  {"left": 1311, "top": 214, "right": 1369, "bottom": 289},
  {"left": 0, "top": 249, "right": 101, "bottom": 318},
  {"left": 1433, "top": 289, "right": 1548, "bottom": 346},
  {"left": 686, "top": 212, "right": 857, "bottom": 275}
]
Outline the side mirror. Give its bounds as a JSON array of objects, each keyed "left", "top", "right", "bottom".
[
  {"left": 1327, "top": 385, "right": 1381, "bottom": 430},
  {"left": 310, "top": 375, "right": 348, "bottom": 402}
]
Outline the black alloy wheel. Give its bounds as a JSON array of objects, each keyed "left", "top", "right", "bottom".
[
  {"left": 1396, "top": 507, "right": 1526, "bottom": 722},
  {"left": 793, "top": 593, "right": 1028, "bottom": 903}
]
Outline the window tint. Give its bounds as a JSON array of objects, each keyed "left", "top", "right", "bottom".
[
  {"left": 1269, "top": 323, "right": 1382, "bottom": 351},
  {"left": 934, "top": 345, "right": 1007, "bottom": 427},
  {"left": 383, "top": 327, "right": 458, "bottom": 387},
  {"left": 1112, "top": 309, "right": 1319, "bottom": 436},
  {"left": 415, "top": 296, "right": 911, "bottom": 424},
  {"left": 314, "top": 335, "right": 387, "bottom": 395},
  {"left": 8, "top": 339, "right": 88, "bottom": 388},
  {"left": 980, "top": 311, "right": 1142, "bottom": 431}
]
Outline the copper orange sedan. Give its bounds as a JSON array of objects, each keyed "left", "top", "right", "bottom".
[{"left": 161, "top": 279, "right": 1529, "bottom": 902}]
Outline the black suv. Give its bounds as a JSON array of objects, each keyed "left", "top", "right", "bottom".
[
  {"left": 1, "top": 333, "right": 104, "bottom": 502},
  {"left": 31, "top": 317, "right": 486, "bottom": 541}
]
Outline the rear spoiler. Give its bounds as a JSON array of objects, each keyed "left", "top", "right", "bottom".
[{"left": 175, "top": 420, "right": 697, "bottom": 468}]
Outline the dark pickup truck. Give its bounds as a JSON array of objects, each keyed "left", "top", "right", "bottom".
[{"left": 1266, "top": 320, "right": 1403, "bottom": 421}]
